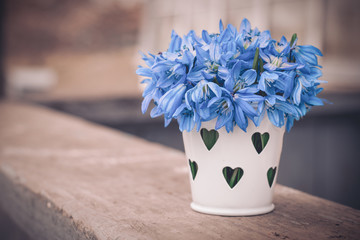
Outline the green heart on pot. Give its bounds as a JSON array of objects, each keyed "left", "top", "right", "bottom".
[
  {"left": 222, "top": 167, "right": 244, "bottom": 189},
  {"left": 267, "top": 167, "right": 277, "bottom": 188},
  {"left": 200, "top": 128, "right": 219, "bottom": 151},
  {"left": 251, "top": 132, "right": 270, "bottom": 154},
  {"left": 188, "top": 159, "right": 198, "bottom": 180}
]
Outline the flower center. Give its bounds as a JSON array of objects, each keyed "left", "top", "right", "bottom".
[{"left": 272, "top": 57, "right": 283, "bottom": 67}]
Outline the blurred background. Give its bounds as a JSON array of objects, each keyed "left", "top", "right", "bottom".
[{"left": 1, "top": 0, "right": 360, "bottom": 239}]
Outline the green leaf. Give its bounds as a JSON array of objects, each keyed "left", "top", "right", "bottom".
[
  {"left": 290, "top": 33, "right": 297, "bottom": 47},
  {"left": 252, "top": 47, "right": 260, "bottom": 70},
  {"left": 261, "top": 133, "right": 270, "bottom": 150},
  {"left": 252, "top": 132, "right": 262, "bottom": 154},
  {"left": 267, "top": 167, "right": 277, "bottom": 187},
  {"left": 251, "top": 132, "right": 270, "bottom": 154},
  {"left": 200, "top": 129, "right": 219, "bottom": 151},
  {"left": 223, "top": 167, "right": 244, "bottom": 189},
  {"left": 188, "top": 159, "right": 198, "bottom": 180}
]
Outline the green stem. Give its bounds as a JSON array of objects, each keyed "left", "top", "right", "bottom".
[{"left": 252, "top": 48, "right": 260, "bottom": 70}]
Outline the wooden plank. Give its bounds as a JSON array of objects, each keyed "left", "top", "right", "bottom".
[{"left": 0, "top": 102, "right": 359, "bottom": 240}]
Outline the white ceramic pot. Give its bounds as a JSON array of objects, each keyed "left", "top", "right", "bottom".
[{"left": 182, "top": 117, "right": 285, "bottom": 216}]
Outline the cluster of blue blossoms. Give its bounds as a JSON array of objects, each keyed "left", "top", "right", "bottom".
[{"left": 136, "top": 19, "right": 326, "bottom": 132}]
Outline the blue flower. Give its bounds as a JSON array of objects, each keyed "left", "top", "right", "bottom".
[
  {"left": 173, "top": 103, "right": 200, "bottom": 132},
  {"left": 185, "top": 80, "right": 222, "bottom": 120},
  {"left": 301, "top": 87, "right": 324, "bottom": 107},
  {"left": 265, "top": 100, "right": 300, "bottom": 128},
  {"left": 255, "top": 91, "right": 300, "bottom": 128},
  {"left": 293, "top": 45, "right": 323, "bottom": 67},
  {"left": 208, "top": 96, "right": 235, "bottom": 132},
  {"left": 195, "top": 40, "right": 234, "bottom": 82},
  {"left": 186, "top": 80, "right": 221, "bottom": 105},
  {"left": 260, "top": 51, "right": 299, "bottom": 71},
  {"left": 269, "top": 36, "right": 290, "bottom": 56},
  {"left": 238, "top": 18, "right": 260, "bottom": 51},
  {"left": 225, "top": 61, "right": 257, "bottom": 90},
  {"left": 258, "top": 71, "right": 279, "bottom": 94},
  {"left": 220, "top": 61, "right": 263, "bottom": 131},
  {"left": 233, "top": 87, "right": 262, "bottom": 131},
  {"left": 158, "top": 84, "right": 187, "bottom": 119},
  {"left": 136, "top": 18, "right": 327, "bottom": 132}
]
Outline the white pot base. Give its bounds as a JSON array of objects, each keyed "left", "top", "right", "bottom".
[{"left": 190, "top": 202, "right": 275, "bottom": 216}]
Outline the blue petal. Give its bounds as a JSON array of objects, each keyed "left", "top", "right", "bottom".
[
  {"left": 173, "top": 103, "right": 187, "bottom": 117},
  {"left": 258, "top": 75, "right": 266, "bottom": 92},
  {"left": 225, "top": 120, "right": 234, "bottom": 133},
  {"left": 239, "top": 18, "right": 251, "bottom": 34},
  {"left": 218, "top": 66, "right": 231, "bottom": 82},
  {"left": 139, "top": 51, "right": 155, "bottom": 67},
  {"left": 141, "top": 94, "right": 153, "bottom": 114},
  {"left": 280, "top": 36, "right": 288, "bottom": 45},
  {"left": 195, "top": 46, "right": 210, "bottom": 63},
  {"left": 158, "top": 84, "right": 186, "bottom": 117},
  {"left": 201, "top": 71, "right": 215, "bottom": 81},
  {"left": 266, "top": 95, "right": 276, "bottom": 106},
  {"left": 242, "top": 69, "right": 257, "bottom": 85},
  {"left": 152, "top": 61, "right": 172, "bottom": 73},
  {"left": 286, "top": 116, "right": 295, "bottom": 132},
  {"left": 136, "top": 67, "right": 152, "bottom": 77},
  {"left": 207, "top": 97, "right": 221, "bottom": 108},
  {"left": 236, "top": 93, "right": 263, "bottom": 102},
  {"left": 234, "top": 104, "right": 247, "bottom": 131},
  {"left": 207, "top": 82, "right": 222, "bottom": 98},
  {"left": 259, "top": 31, "right": 271, "bottom": 48},
  {"left": 259, "top": 50, "right": 271, "bottom": 63},
  {"left": 227, "top": 24, "right": 237, "bottom": 36},
  {"left": 267, "top": 109, "right": 280, "bottom": 127},
  {"left": 179, "top": 50, "right": 194, "bottom": 67},
  {"left": 164, "top": 117, "right": 172, "bottom": 127},
  {"left": 264, "top": 63, "right": 277, "bottom": 71},
  {"left": 187, "top": 70, "right": 204, "bottom": 83},
  {"left": 150, "top": 105, "right": 163, "bottom": 118},
  {"left": 236, "top": 98, "right": 257, "bottom": 117},
  {"left": 209, "top": 42, "right": 221, "bottom": 62},
  {"left": 278, "top": 62, "right": 298, "bottom": 70},
  {"left": 293, "top": 79, "right": 302, "bottom": 105},
  {"left": 259, "top": 71, "right": 278, "bottom": 91},
  {"left": 219, "top": 19, "right": 224, "bottom": 33},
  {"left": 305, "top": 95, "right": 324, "bottom": 106},
  {"left": 231, "top": 60, "right": 245, "bottom": 80},
  {"left": 202, "top": 30, "right": 212, "bottom": 44},
  {"left": 168, "top": 30, "right": 182, "bottom": 52},
  {"left": 253, "top": 102, "right": 265, "bottom": 126},
  {"left": 215, "top": 112, "right": 233, "bottom": 130},
  {"left": 218, "top": 28, "right": 232, "bottom": 43},
  {"left": 300, "top": 45, "right": 323, "bottom": 56},
  {"left": 275, "top": 101, "right": 299, "bottom": 117},
  {"left": 236, "top": 86, "right": 259, "bottom": 94},
  {"left": 197, "top": 103, "right": 212, "bottom": 119},
  {"left": 185, "top": 116, "right": 196, "bottom": 132},
  {"left": 268, "top": 108, "right": 284, "bottom": 127}
]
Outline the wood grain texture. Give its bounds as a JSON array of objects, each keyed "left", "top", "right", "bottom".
[{"left": 0, "top": 102, "right": 359, "bottom": 240}]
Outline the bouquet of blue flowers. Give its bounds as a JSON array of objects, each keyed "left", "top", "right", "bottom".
[{"left": 136, "top": 19, "right": 326, "bottom": 133}]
